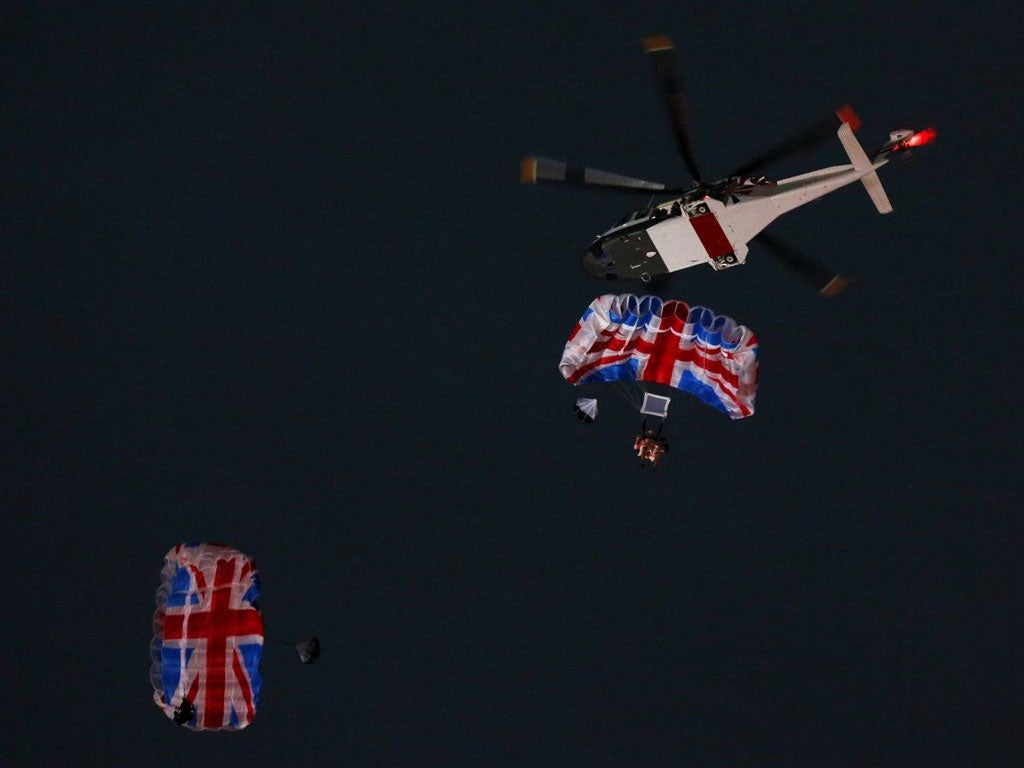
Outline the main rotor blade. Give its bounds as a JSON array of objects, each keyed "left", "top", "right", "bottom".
[
  {"left": 520, "top": 156, "right": 684, "bottom": 193},
  {"left": 756, "top": 231, "right": 850, "bottom": 297},
  {"left": 642, "top": 35, "right": 702, "bottom": 183},
  {"left": 729, "top": 105, "right": 861, "bottom": 178}
]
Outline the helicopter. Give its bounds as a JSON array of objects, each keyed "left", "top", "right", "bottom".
[{"left": 521, "top": 35, "right": 936, "bottom": 295}]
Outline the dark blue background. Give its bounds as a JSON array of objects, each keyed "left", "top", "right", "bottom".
[{"left": 5, "top": 2, "right": 1022, "bottom": 766}]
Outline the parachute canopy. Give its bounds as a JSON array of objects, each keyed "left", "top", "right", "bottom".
[
  {"left": 295, "top": 636, "right": 321, "bottom": 664},
  {"left": 151, "top": 543, "right": 264, "bottom": 731},
  {"left": 574, "top": 397, "right": 598, "bottom": 423},
  {"left": 559, "top": 293, "right": 759, "bottom": 419}
]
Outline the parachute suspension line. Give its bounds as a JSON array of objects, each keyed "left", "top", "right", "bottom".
[
  {"left": 610, "top": 380, "right": 631, "bottom": 408},
  {"left": 628, "top": 379, "right": 647, "bottom": 411},
  {"left": 265, "top": 634, "right": 321, "bottom": 664},
  {"left": 610, "top": 378, "right": 644, "bottom": 411}
]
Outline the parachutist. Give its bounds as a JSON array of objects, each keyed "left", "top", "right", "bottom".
[
  {"left": 173, "top": 698, "right": 195, "bottom": 725},
  {"left": 634, "top": 420, "right": 668, "bottom": 468}
]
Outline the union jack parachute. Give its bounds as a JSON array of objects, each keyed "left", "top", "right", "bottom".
[
  {"left": 559, "top": 293, "right": 759, "bottom": 419},
  {"left": 150, "top": 543, "right": 264, "bottom": 731}
]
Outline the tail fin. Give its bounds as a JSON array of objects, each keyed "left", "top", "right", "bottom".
[{"left": 837, "top": 121, "right": 893, "bottom": 214}]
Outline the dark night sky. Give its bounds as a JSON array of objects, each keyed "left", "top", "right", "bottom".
[{"left": 5, "top": 2, "right": 1022, "bottom": 766}]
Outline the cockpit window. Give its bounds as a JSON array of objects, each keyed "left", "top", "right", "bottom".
[{"left": 615, "top": 208, "right": 651, "bottom": 226}]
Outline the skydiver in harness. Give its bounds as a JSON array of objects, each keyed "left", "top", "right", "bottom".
[
  {"left": 634, "top": 418, "right": 668, "bottom": 469},
  {"left": 172, "top": 697, "right": 195, "bottom": 725}
]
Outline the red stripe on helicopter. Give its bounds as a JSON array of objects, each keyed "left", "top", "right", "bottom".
[{"left": 688, "top": 212, "right": 734, "bottom": 259}]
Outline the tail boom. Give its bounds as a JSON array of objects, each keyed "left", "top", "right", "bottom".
[{"left": 837, "top": 122, "right": 892, "bottom": 214}]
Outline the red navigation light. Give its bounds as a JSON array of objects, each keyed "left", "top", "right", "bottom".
[
  {"left": 835, "top": 104, "right": 861, "bottom": 133},
  {"left": 906, "top": 127, "right": 937, "bottom": 147}
]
